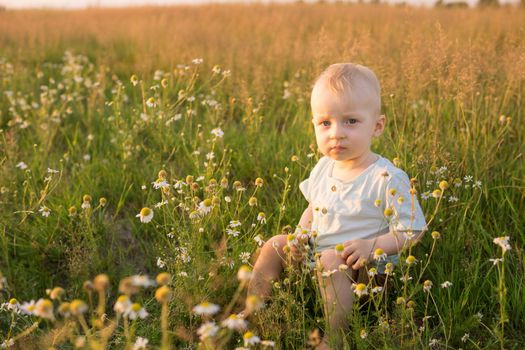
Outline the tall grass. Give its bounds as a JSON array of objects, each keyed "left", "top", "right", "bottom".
[{"left": 0, "top": 3, "right": 524, "bottom": 349}]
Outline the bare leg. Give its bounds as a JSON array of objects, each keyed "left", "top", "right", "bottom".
[
  {"left": 316, "top": 249, "right": 356, "bottom": 349},
  {"left": 244, "top": 235, "right": 288, "bottom": 309}
]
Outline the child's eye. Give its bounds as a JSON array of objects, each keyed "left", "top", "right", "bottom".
[
  {"left": 345, "top": 118, "right": 358, "bottom": 125},
  {"left": 321, "top": 121, "right": 330, "bottom": 127}
]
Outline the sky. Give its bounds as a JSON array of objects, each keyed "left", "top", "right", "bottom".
[{"left": 0, "top": 0, "right": 520, "bottom": 9}]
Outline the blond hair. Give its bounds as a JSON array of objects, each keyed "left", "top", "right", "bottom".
[{"left": 312, "top": 63, "right": 381, "bottom": 118}]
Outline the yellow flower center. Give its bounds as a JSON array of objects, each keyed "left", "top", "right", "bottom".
[
  {"left": 406, "top": 255, "right": 416, "bottom": 264},
  {"left": 140, "top": 207, "right": 151, "bottom": 216},
  {"left": 117, "top": 295, "right": 129, "bottom": 303},
  {"left": 131, "top": 303, "right": 142, "bottom": 312},
  {"left": 243, "top": 331, "right": 254, "bottom": 339},
  {"left": 355, "top": 283, "right": 366, "bottom": 292}
]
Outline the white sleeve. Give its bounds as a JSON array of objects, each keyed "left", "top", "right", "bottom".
[
  {"left": 385, "top": 171, "right": 427, "bottom": 233},
  {"left": 299, "top": 156, "right": 328, "bottom": 203},
  {"left": 299, "top": 178, "right": 311, "bottom": 202}
]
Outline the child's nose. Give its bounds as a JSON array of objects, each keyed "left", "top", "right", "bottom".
[{"left": 330, "top": 123, "right": 346, "bottom": 139}]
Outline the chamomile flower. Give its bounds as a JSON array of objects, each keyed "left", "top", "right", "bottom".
[
  {"left": 210, "top": 127, "right": 224, "bottom": 138},
  {"left": 423, "top": 280, "right": 433, "bottom": 292},
  {"left": 440, "top": 281, "right": 453, "bottom": 289},
  {"left": 372, "top": 286, "right": 383, "bottom": 294},
  {"left": 193, "top": 302, "right": 220, "bottom": 316},
  {"left": 124, "top": 303, "right": 148, "bottom": 320},
  {"left": 152, "top": 179, "right": 170, "bottom": 190},
  {"left": 198, "top": 199, "right": 213, "bottom": 215},
  {"left": 146, "top": 97, "right": 156, "bottom": 108},
  {"left": 439, "top": 181, "right": 449, "bottom": 190},
  {"left": 353, "top": 283, "right": 368, "bottom": 298},
  {"left": 212, "top": 65, "right": 221, "bottom": 75},
  {"left": 20, "top": 300, "right": 37, "bottom": 315},
  {"left": 136, "top": 207, "right": 154, "bottom": 223},
  {"left": 239, "top": 252, "right": 251, "bottom": 264},
  {"left": 237, "top": 265, "right": 253, "bottom": 283},
  {"left": 321, "top": 269, "right": 337, "bottom": 278},
  {"left": 132, "top": 337, "right": 149, "bottom": 350},
  {"left": 403, "top": 231, "right": 415, "bottom": 240},
  {"left": 5, "top": 298, "right": 19, "bottom": 312},
  {"left": 360, "top": 329, "right": 368, "bottom": 339},
  {"left": 405, "top": 255, "right": 417, "bottom": 265},
  {"left": 16, "top": 161, "right": 28, "bottom": 170},
  {"left": 373, "top": 248, "right": 387, "bottom": 261},
  {"left": 243, "top": 331, "right": 261, "bottom": 346},
  {"left": 226, "top": 228, "right": 240, "bottom": 237},
  {"left": 130, "top": 74, "right": 139, "bottom": 86},
  {"left": 156, "top": 272, "right": 171, "bottom": 286},
  {"left": 131, "top": 275, "right": 156, "bottom": 288},
  {"left": 81, "top": 194, "right": 92, "bottom": 208},
  {"left": 229, "top": 220, "right": 241, "bottom": 228},
  {"left": 245, "top": 295, "right": 264, "bottom": 313},
  {"left": 254, "top": 235, "right": 265, "bottom": 246},
  {"left": 70, "top": 299, "right": 88, "bottom": 316},
  {"left": 338, "top": 264, "right": 349, "bottom": 272},
  {"left": 155, "top": 285, "right": 172, "bottom": 303},
  {"left": 257, "top": 212, "right": 267, "bottom": 224},
  {"left": 493, "top": 236, "right": 511, "bottom": 252},
  {"left": 197, "top": 321, "right": 219, "bottom": 340},
  {"left": 221, "top": 314, "right": 247, "bottom": 331},
  {"left": 489, "top": 258, "right": 503, "bottom": 265},
  {"left": 384, "top": 262, "right": 394, "bottom": 275},
  {"left": 34, "top": 298, "right": 54, "bottom": 320},
  {"left": 39, "top": 206, "right": 51, "bottom": 217}
]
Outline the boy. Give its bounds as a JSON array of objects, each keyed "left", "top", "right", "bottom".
[{"left": 246, "top": 63, "right": 427, "bottom": 349}]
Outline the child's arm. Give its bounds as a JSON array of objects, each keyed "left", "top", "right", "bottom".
[
  {"left": 298, "top": 203, "right": 313, "bottom": 230},
  {"left": 369, "top": 229, "right": 424, "bottom": 256},
  {"left": 341, "top": 229, "right": 424, "bottom": 270},
  {"left": 290, "top": 203, "right": 313, "bottom": 261}
]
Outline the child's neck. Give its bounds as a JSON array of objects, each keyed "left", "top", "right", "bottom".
[{"left": 334, "top": 151, "right": 377, "bottom": 172}]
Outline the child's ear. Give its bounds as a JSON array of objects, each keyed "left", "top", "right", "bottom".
[{"left": 373, "top": 114, "right": 386, "bottom": 136}]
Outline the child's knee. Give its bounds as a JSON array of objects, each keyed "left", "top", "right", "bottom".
[
  {"left": 265, "top": 234, "right": 287, "bottom": 253},
  {"left": 319, "top": 249, "right": 345, "bottom": 271}
]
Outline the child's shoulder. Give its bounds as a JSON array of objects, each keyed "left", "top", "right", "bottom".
[{"left": 369, "top": 154, "right": 410, "bottom": 183}]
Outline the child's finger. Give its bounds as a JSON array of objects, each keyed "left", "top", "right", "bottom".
[
  {"left": 352, "top": 257, "right": 367, "bottom": 270},
  {"left": 341, "top": 246, "right": 354, "bottom": 260},
  {"left": 346, "top": 254, "right": 357, "bottom": 267}
]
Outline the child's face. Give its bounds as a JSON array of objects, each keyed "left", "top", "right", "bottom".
[{"left": 311, "top": 82, "right": 385, "bottom": 162}]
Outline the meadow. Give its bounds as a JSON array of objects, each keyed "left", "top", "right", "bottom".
[{"left": 0, "top": 3, "right": 524, "bottom": 349}]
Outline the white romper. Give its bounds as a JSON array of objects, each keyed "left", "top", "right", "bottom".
[{"left": 299, "top": 153, "right": 428, "bottom": 273}]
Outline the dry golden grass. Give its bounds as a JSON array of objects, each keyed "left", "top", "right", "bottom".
[{"left": 1, "top": 4, "right": 524, "bottom": 99}]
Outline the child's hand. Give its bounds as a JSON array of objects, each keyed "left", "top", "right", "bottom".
[
  {"left": 340, "top": 239, "right": 375, "bottom": 270},
  {"left": 289, "top": 230, "right": 310, "bottom": 262},
  {"left": 290, "top": 244, "right": 305, "bottom": 261}
]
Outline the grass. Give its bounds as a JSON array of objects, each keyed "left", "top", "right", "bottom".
[{"left": 0, "top": 3, "right": 524, "bottom": 349}]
